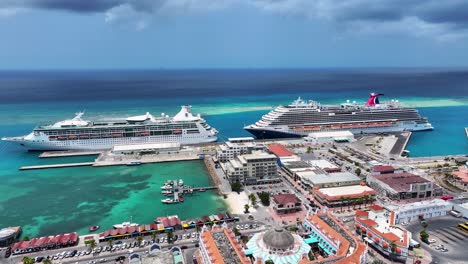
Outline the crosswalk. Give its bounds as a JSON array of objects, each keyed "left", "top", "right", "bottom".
[{"left": 430, "top": 226, "right": 468, "bottom": 244}]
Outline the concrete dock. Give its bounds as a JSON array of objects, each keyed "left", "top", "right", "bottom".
[
  {"left": 20, "top": 162, "right": 94, "bottom": 170},
  {"left": 39, "top": 150, "right": 102, "bottom": 158}
]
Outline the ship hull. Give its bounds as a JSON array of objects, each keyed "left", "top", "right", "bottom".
[
  {"left": 5, "top": 135, "right": 218, "bottom": 151},
  {"left": 245, "top": 122, "right": 433, "bottom": 139}
]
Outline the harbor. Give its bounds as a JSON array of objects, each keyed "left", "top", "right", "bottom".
[{"left": 160, "top": 179, "right": 217, "bottom": 204}]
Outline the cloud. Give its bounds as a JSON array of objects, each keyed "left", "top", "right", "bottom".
[
  {"left": 1, "top": 0, "right": 468, "bottom": 39},
  {"left": 250, "top": 0, "right": 468, "bottom": 41}
]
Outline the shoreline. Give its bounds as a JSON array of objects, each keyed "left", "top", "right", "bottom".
[{"left": 225, "top": 192, "right": 256, "bottom": 215}]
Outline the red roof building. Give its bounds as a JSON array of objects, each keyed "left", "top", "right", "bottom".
[
  {"left": 268, "top": 144, "right": 294, "bottom": 157},
  {"left": 271, "top": 193, "right": 302, "bottom": 215}
]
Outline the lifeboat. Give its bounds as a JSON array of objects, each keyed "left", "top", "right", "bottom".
[
  {"left": 68, "top": 135, "right": 78, "bottom": 139},
  {"left": 79, "top": 134, "right": 90, "bottom": 139},
  {"left": 111, "top": 133, "right": 123, "bottom": 137},
  {"left": 173, "top": 130, "right": 182, "bottom": 134}
]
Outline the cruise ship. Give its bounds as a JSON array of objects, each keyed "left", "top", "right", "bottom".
[
  {"left": 2, "top": 106, "right": 218, "bottom": 150},
  {"left": 244, "top": 93, "right": 433, "bottom": 139}
]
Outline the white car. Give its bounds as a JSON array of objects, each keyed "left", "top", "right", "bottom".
[{"left": 428, "top": 239, "right": 437, "bottom": 244}]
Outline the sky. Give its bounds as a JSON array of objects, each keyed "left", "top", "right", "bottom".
[{"left": 1, "top": 0, "right": 468, "bottom": 69}]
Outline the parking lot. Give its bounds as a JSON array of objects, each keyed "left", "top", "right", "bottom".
[{"left": 406, "top": 216, "right": 467, "bottom": 264}]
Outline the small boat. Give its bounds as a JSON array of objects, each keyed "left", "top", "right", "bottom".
[
  {"left": 161, "top": 185, "right": 172, "bottom": 190},
  {"left": 113, "top": 222, "right": 139, "bottom": 229},
  {"left": 89, "top": 225, "right": 100, "bottom": 232},
  {"left": 199, "top": 188, "right": 206, "bottom": 192},
  {"left": 178, "top": 179, "right": 184, "bottom": 186},
  {"left": 179, "top": 197, "right": 184, "bottom": 202},
  {"left": 126, "top": 161, "right": 142, "bottom": 166},
  {"left": 161, "top": 198, "right": 175, "bottom": 204},
  {"left": 162, "top": 190, "right": 172, "bottom": 195}
]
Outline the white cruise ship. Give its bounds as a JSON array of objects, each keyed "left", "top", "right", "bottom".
[
  {"left": 244, "top": 93, "right": 433, "bottom": 139},
  {"left": 2, "top": 106, "right": 218, "bottom": 150}
]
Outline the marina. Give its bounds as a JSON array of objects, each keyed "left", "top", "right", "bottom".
[{"left": 159, "top": 179, "right": 217, "bottom": 204}]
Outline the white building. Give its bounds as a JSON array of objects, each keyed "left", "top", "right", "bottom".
[
  {"left": 112, "top": 142, "right": 180, "bottom": 154},
  {"left": 297, "top": 171, "right": 361, "bottom": 189},
  {"left": 305, "top": 131, "right": 354, "bottom": 144},
  {"left": 216, "top": 137, "right": 264, "bottom": 162},
  {"left": 385, "top": 199, "right": 451, "bottom": 224},
  {"left": 447, "top": 198, "right": 468, "bottom": 218},
  {"left": 225, "top": 151, "right": 279, "bottom": 185}
]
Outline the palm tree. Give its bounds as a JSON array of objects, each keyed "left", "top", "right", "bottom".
[
  {"left": 151, "top": 231, "right": 158, "bottom": 242},
  {"left": 244, "top": 204, "right": 250, "bottom": 213},
  {"left": 88, "top": 239, "right": 97, "bottom": 250},
  {"left": 340, "top": 196, "right": 345, "bottom": 212},
  {"left": 22, "top": 256, "right": 35, "bottom": 264},
  {"left": 357, "top": 197, "right": 364, "bottom": 209},
  {"left": 196, "top": 225, "right": 201, "bottom": 233},
  {"left": 421, "top": 221, "right": 428, "bottom": 229},
  {"left": 352, "top": 199, "right": 357, "bottom": 210},
  {"left": 137, "top": 235, "right": 143, "bottom": 246},
  {"left": 363, "top": 194, "right": 370, "bottom": 207},
  {"left": 43, "top": 259, "right": 52, "bottom": 264},
  {"left": 167, "top": 230, "right": 174, "bottom": 244},
  {"left": 347, "top": 197, "right": 352, "bottom": 210},
  {"left": 390, "top": 242, "right": 397, "bottom": 263},
  {"left": 107, "top": 239, "right": 114, "bottom": 247}
]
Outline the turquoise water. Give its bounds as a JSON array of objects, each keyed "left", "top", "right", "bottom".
[
  {"left": 0, "top": 70, "right": 467, "bottom": 239},
  {"left": 0, "top": 160, "right": 227, "bottom": 238}
]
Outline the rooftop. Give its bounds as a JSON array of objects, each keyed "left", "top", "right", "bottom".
[
  {"left": 272, "top": 193, "right": 301, "bottom": 205},
  {"left": 316, "top": 185, "right": 376, "bottom": 200},
  {"left": 373, "top": 173, "right": 431, "bottom": 192},
  {"left": 268, "top": 144, "right": 295, "bottom": 157},
  {"left": 299, "top": 171, "right": 361, "bottom": 185},
  {"left": 307, "top": 131, "right": 354, "bottom": 138},
  {"left": 113, "top": 142, "right": 180, "bottom": 152},
  {"left": 306, "top": 159, "right": 338, "bottom": 170},
  {"left": 240, "top": 152, "right": 277, "bottom": 161},
  {"left": 372, "top": 165, "right": 396, "bottom": 173},
  {"left": 452, "top": 167, "right": 468, "bottom": 183},
  {"left": 386, "top": 199, "right": 449, "bottom": 212},
  {"left": 200, "top": 228, "right": 250, "bottom": 264}
]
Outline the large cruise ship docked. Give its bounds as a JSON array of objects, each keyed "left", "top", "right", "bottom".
[
  {"left": 2, "top": 106, "right": 218, "bottom": 150},
  {"left": 244, "top": 93, "right": 433, "bottom": 139}
]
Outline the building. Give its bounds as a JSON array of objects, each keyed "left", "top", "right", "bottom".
[
  {"left": 313, "top": 185, "right": 377, "bottom": 207},
  {"left": 367, "top": 170, "right": 443, "bottom": 201},
  {"left": 216, "top": 137, "right": 264, "bottom": 162},
  {"left": 0, "top": 226, "right": 21, "bottom": 247},
  {"left": 198, "top": 227, "right": 250, "bottom": 264},
  {"left": 302, "top": 212, "right": 367, "bottom": 264},
  {"left": 11, "top": 232, "right": 78, "bottom": 255},
  {"left": 245, "top": 227, "right": 311, "bottom": 264},
  {"left": 297, "top": 171, "right": 361, "bottom": 190},
  {"left": 448, "top": 166, "right": 468, "bottom": 191},
  {"left": 447, "top": 197, "right": 468, "bottom": 218},
  {"left": 281, "top": 161, "right": 317, "bottom": 178},
  {"left": 304, "top": 131, "right": 354, "bottom": 144},
  {"left": 371, "top": 165, "right": 403, "bottom": 175},
  {"left": 305, "top": 159, "right": 340, "bottom": 173},
  {"left": 385, "top": 199, "right": 451, "bottom": 224},
  {"left": 272, "top": 194, "right": 302, "bottom": 214},
  {"left": 267, "top": 144, "right": 302, "bottom": 165},
  {"left": 354, "top": 205, "right": 410, "bottom": 262},
  {"left": 225, "top": 151, "right": 279, "bottom": 185},
  {"left": 112, "top": 142, "right": 180, "bottom": 154}
]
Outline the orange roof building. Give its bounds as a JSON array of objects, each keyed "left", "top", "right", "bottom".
[
  {"left": 199, "top": 227, "right": 250, "bottom": 264},
  {"left": 301, "top": 212, "right": 367, "bottom": 264},
  {"left": 355, "top": 205, "right": 410, "bottom": 262}
]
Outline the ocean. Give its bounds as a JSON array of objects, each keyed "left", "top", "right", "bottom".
[{"left": 0, "top": 69, "right": 467, "bottom": 238}]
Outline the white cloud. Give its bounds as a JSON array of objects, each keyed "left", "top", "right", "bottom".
[{"left": 0, "top": 8, "right": 26, "bottom": 18}]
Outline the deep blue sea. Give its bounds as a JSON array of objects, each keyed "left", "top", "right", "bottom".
[{"left": 0, "top": 69, "right": 467, "bottom": 237}]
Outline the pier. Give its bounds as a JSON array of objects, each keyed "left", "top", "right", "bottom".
[
  {"left": 39, "top": 150, "right": 102, "bottom": 158},
  {"left": 20, "top": 162, "right": 94, "bottom": 170}
]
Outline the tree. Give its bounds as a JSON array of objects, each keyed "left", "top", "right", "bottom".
[
  {"left": 390, "top": 242, "right": 397, "bottom": 262},
  {"left": 107, "top": 239, "right": 114, "bottom": 247},
  {"left": 372, "top": 260, "right": 385, "bottom": 264},
  {"left": 196, "top": 225, "right": 201, "bottom": 233},
  {"left": 421, "top": 221, "right": 428, "bottom": 229},
  {"left": 151, "top": 231, "right": 158, "bottom": 242},
  {"left": 137, "top": 235, "right": 143, "bottom": 246},
  {"left": 357, "top": 197, "right": 363, "bottom": 209},
  {"left": 363, "top": 194, "right": 370, "bottom": 207},
  {"left": 43, "top": 259, "right": 52, "bottom": 264},
  {"left": 88, "top": 239, "right": 97, "bottom": 250},
  {"left": 233, "top": 227, "right": 241, "bottom": 236},
  {"left": 340, "top": 196, "right": 345, "bottom": 212},
  {"left": 167, "top": 230, "right": 174, "bottom": 244},
  {"left": 420, "top": 230, "right": 429, "bottom": 243},
  {"left": 355, "top": 168, "right": 361, "bottom": 176},
  {"left": 352, "top": 199, "right": 357, "bottom": 210},
  {"left": 346, "top": 197, "right": 352, "bottom": 210},
  {"left": 258, "top": 192, "right": 271, "bottom": 206},
  {"left": 265, "top": 260, "right": 274, "bottom": 264},
  {"left": 22, "top": 236, "right": 30, "bottom": 241},
  {"left": 22, "top": 257, "right": 35, "bottom": 264},
  {"left": 231, "top": 181, "right": 243, "bottom": 193},
  {"left": 306, "top": 146, "right": 312, "bottom": 154},
  {"left": 249, "top": 193, "right": 257, "bottom": 207},
  {"left": 244, "top": 204, "right": 250, "bottom": 213}
]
